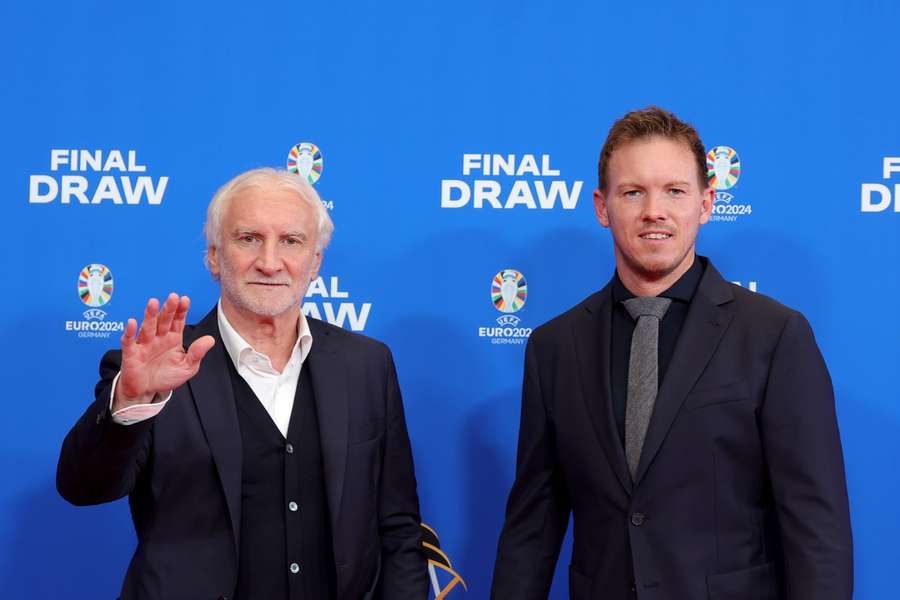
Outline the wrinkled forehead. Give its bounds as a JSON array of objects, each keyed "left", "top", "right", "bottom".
[{"left": 223, "top": 183, "right": 315, "bottom": 228}]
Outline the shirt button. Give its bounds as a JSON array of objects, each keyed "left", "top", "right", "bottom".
[
  {"left": 631, "top": 512, "right": 646, "bottom": 527},
  {"left": 285, "top": 443, "right": 294, "bottom": 454},
  {"left": 290, "top": 562, "right": 300, "bottom": 574},
  {"left": 288, "top": 501, "right": 298, "bottom": 512}
]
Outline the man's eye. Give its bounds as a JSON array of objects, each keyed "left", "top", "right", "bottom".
[
  {"left": 283, "top": 238, "right": 301, "bottom": 245},
  {"left": 240, "top": 235, "right": 256, "bottom": 243},
  {"left": 669, "top": 188, "right": 685, "bottom": 196},
  {"left": 624, "top": 190, "right": 642, "bottom": 198}
]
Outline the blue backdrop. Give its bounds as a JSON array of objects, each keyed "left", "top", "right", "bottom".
[{"left": 2, "top": 1, "right": 898, "bottom": 598}]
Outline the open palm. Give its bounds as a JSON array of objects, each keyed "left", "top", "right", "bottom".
[{"left": 116, "top": 293, "right": 215, "bottom": 404}]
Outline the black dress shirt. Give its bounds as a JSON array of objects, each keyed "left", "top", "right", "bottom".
[{"left": 610, "top": 256, "right": 705, "bottom": 447}]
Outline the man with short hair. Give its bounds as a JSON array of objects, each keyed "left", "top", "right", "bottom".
[
  {"left": 58, "top": 168, "right": 428, "bottom": 600},
  {"left": 491, "top": 107, "right": 852, "bottom": 599}
]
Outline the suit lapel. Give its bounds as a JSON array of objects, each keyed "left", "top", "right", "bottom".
[
  {"left": 633, "top": 263, "right": 735, "bottom": 485},
  {"left": 185, "top": 308, "right": 243, "bottom": 553},
  {"left": 573, "top": 284, "right": 633, "bottom": 497},
  {"left": 304, "top": 318, "right": 350, "bottom": 539}
]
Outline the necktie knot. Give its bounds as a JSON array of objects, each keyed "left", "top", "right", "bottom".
[{"left": 623, "top": 296, "right": 672, "bottom": 321}]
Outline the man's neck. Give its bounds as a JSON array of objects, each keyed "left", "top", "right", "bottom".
[
  {"left": 220, "top": 299, "right": 299, "bottom": 372},
  {"left": 617, "top": 252, "right": 696, "bottom": 297}
]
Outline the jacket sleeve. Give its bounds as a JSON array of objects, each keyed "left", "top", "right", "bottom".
[
  {"left": 491, "top": 335, "right": 570, "bottom": 599},
  {"left": 56, "top": 349, "right": 153, "bottom": 506},
  {"left": 376, "top": 346, "right": 429, "bottom": 599},
  {"left": 760, "top": 312, "right": 853, "bottom": 600}
]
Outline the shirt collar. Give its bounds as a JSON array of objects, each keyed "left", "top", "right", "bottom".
[
  {"left": 612, "top": 255, "right": 705, "bottom": 303},
  {"left": 217, "top": 300, "right": 313, "bottom": 372}
]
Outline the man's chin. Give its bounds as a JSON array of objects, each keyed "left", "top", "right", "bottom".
[
  {"left": 228, "top": 293, "right": 299, "bottom": 319},
  {"left": 251, "top": 301, "right": 299, "bottom": 318},
  {"left": 625, "top": 254, "right": 686, "bottom": 282}
]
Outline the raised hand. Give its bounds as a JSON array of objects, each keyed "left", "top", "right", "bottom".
[{"left": 113, "top": 293, "right": 215, "bottom": 411}]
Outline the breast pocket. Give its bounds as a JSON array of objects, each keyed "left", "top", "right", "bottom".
[
  {"left": 350, "top": 416, "right": 385, "bottom": 445},
  {"left": 684, "top": 380, "right": 751, "bottom": 411}
]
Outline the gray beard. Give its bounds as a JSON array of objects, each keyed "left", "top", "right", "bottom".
[{"left": 218, "top": 259, "right": 302, "bottom": 318}]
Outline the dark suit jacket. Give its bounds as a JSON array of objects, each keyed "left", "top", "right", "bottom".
[
  {"left": 492, "top": 259, "right": 852, "bottom": 600},
  {"left": 57, "top": 308, "right": 428, "bottom": 600}
]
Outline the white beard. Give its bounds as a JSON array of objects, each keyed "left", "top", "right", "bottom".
[{"left": 218, "top": 254, "right": 301, "bottom": 318}]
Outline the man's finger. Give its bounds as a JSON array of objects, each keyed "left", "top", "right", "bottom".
[
  {"left": 185, "top": 335, "right": 215, "bottom": 367},
  {"left": 156, "top": 293, "right": 179, "bottom": 336},
  {"left": 121, "top": 318, "right": 138, "bottom": 350},
  {"left": 171, "top": 295, "right": 191, "bottom": 334},
  {"left": 137, "top": 298, "right": 160, "bottom": 345}
]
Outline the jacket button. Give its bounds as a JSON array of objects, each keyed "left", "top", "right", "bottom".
[
  {"left": 285, "top": 443, "right": 294, "bottom": 454},
  {"left": 630, "top": 512, "right": 646, "bottom": 527}
]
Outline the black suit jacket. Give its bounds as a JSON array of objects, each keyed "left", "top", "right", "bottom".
[
  {"left": 57, "top": 308, "right": 428, "bottom": 600},
  {"left": 492, "top": 259, "right": 852, "bottom": 600}
]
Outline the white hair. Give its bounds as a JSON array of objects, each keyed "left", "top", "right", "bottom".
[{"left": 203, "top": 167, "right": 334, "bottom": 269}]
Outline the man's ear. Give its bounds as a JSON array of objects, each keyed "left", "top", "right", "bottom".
[
  {"left": 594, "top": 188, "right": 611, "bottom": 228},
  {"left": 309, "top": 250, "right": 323, "bottom": 282},
  {"left": 699, "top": 186, "right": 715, "bottom": 225},
  {"left": 207, "top": 246, "right": 220, "bottom": 280}
]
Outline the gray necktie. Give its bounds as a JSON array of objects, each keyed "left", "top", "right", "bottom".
[{"left": 622, "top": 296, "right": 672, "bottom": 480}]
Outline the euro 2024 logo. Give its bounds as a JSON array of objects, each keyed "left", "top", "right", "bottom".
[
  {"left": 66, "top": 264, "right": 125, "bottom": 339},
  {"left": 478, "top": 269, "right": 532, "bottom": 345},
  {"left": 706, "top": 146, "right": 752, "bottom": 222},
  {"left": 287, "top": 142, "right": 334, "bottom": 211}
]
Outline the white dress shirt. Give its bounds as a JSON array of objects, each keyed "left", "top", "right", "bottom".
[{"left": 110, "top": 301, "right": 313, "bottom": 438}]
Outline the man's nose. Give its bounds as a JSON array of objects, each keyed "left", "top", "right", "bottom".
[
  {"left": 641, "top": 192, "right": 668, "bottom": 221},
  {"left": 255, "top": 241, "right": 283, "bottom": 274}
]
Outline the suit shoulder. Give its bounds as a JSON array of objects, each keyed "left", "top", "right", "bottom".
[
  {"left": 721, "top": 282, "right": 825, "bottom": 349},
  {"left": 529, "top": 289, "right": 606, "bottom": 344},
  {"left": 727, "top": 283, "right": 802, "bottom": 324},
  {"left": 307, "top": 316, "right": 392, "bottom": 356}
]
